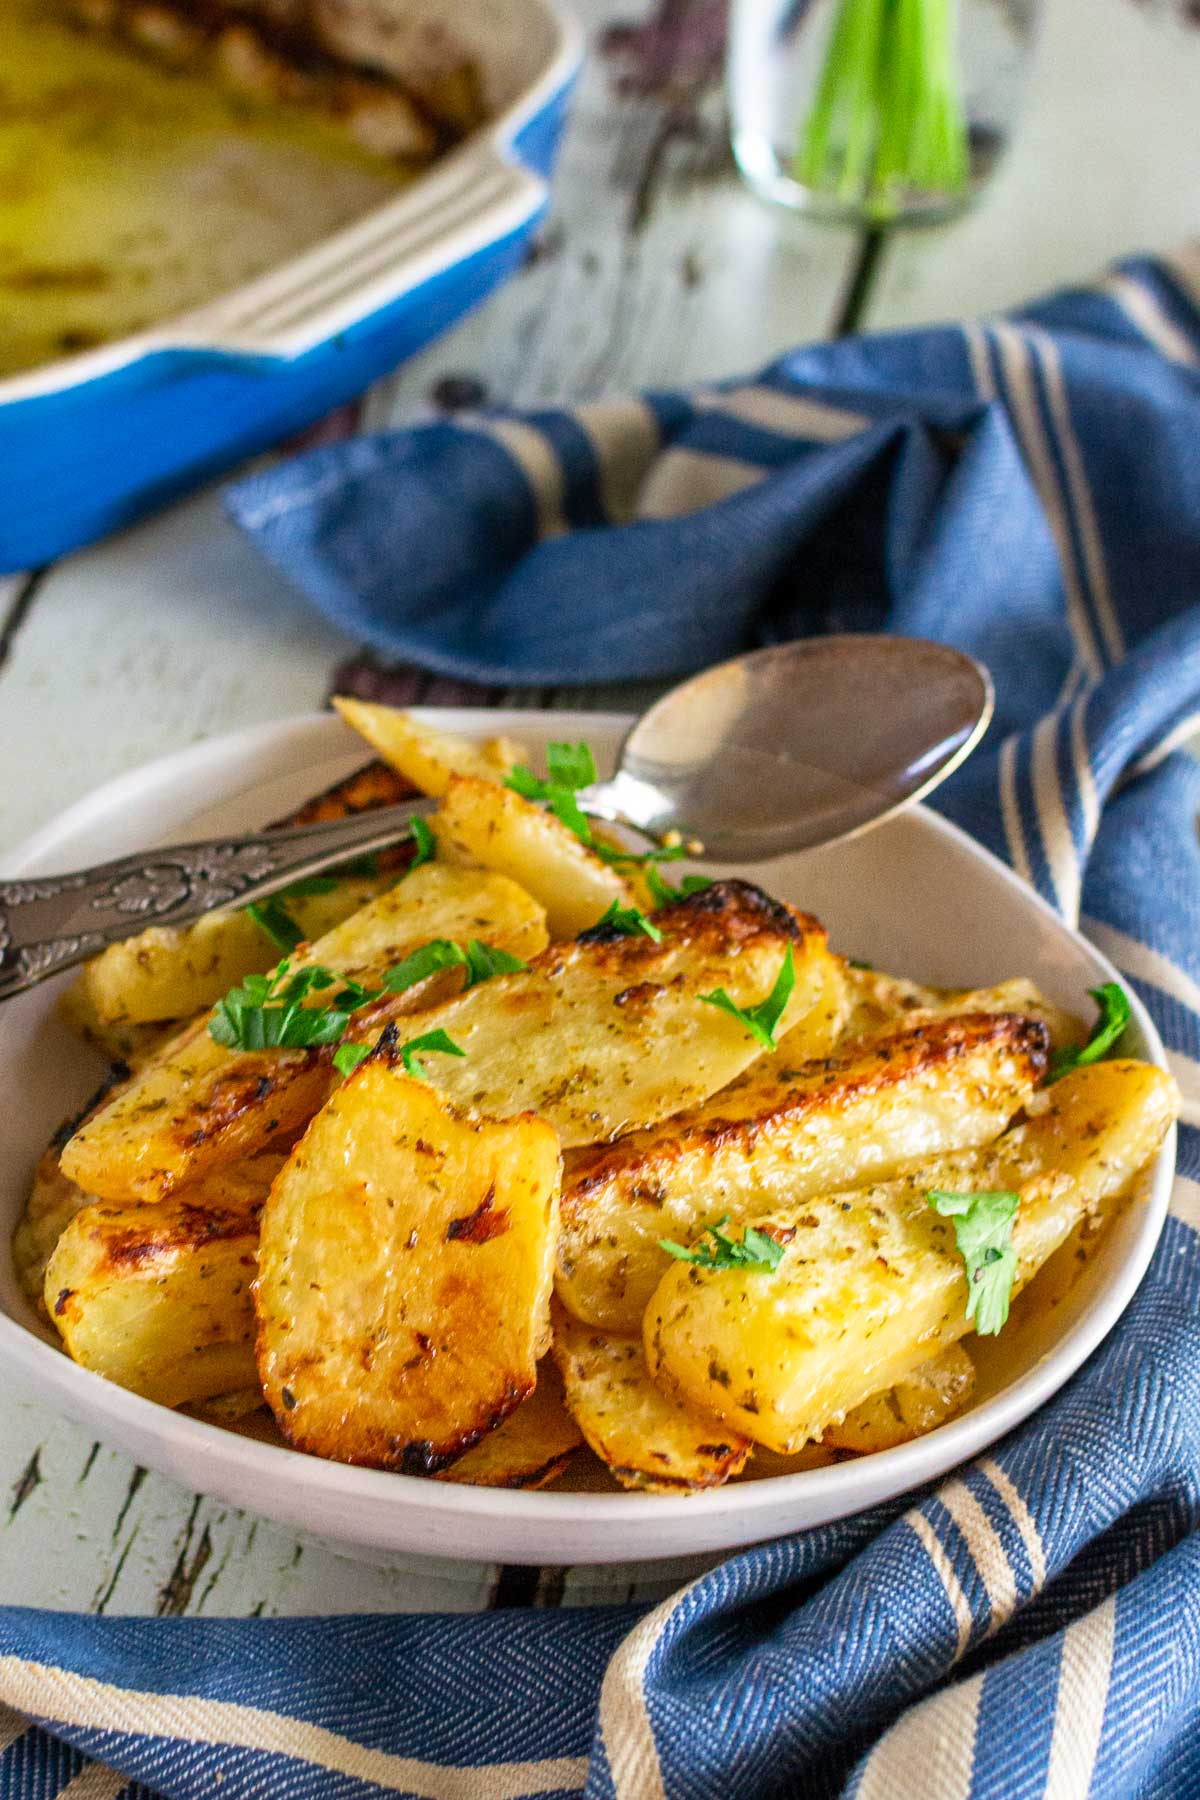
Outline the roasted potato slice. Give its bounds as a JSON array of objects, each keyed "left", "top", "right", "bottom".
[
  {"left": 45, "top": 1158, "right": 281, "bottom": 1408},
  {"left": 823, "top": 1345, "right": 976, "bottom": 1453},
  {"left": 551, "top": 1304, "right": 750, "bottom": 1492},
  {"left": 433, "top": 774, "right": 635, "bottom": 940},
  {"left": 14, "top": 1150, "right": 97, "bottom": 1317},
  {"left": 646, "top": 1061, "right": 1178, "bottom": 1452},
  {"left": 841, "top": 966, "right": 1084, "bottom": 1057},
  {"left": 56, "top": 983, "right": 183, "bottom": 1067},
  {"left": 557, "top": 1009, "right": 1047, "bottom": 1332},
  {"left": 332, "top": 698, "right": 525, "bottom": 798},
  {"left": 61, "top": 866, "right": 548, "bottom": 1203},
  {"left": 61, "top": 758, "right": 415, "bottom": 1030},
  {"left": 839, "top": 965, "right": 944, "bottom": 1038},
  {"left": 436, "top": 1363, "right": 582, "bottom": 1488},
  {"left": 67, "top": 876, "right": 388, "bottom": 1030},
  {"left": 13, "top": 1067, "right": 144, "bottom": 1314},
  {"left": 404, "top": 882, "right": 836, "bottom": 1148},
  {"left": 255, "top": 1044, "right": 561, "bottom": 1472}
]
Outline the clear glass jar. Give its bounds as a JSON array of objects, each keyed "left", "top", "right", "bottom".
[{"left": 728, "top": 0, "right": 1041, "bottom": 227}]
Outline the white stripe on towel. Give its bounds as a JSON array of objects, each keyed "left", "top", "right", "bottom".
[
  {"left": 852, "top": 1670, "right": 981, "bottom": 1800},
  {"left": 992, "top": 324, "right": 1104, "bottom": 680},
  {"left": 1100, "top": 273, "right": 1199, "bottom": 367},
  {"left": 1042, "top": 1598, "right": 1117, "bottom": 1800},
  {"left": 0, "top": 1658, "right": 587, "bottom": 1800},
  {"left": 636, "top": 447, "right": 766, "bottom": 519}
]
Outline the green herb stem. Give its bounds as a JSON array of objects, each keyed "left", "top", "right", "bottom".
[{"left": 795, "top": 0, "right": 970, "bottom": 216}]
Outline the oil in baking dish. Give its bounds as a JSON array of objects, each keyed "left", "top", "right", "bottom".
[{"left": 0, "top": 0, "right": 415, "bottom": 378}]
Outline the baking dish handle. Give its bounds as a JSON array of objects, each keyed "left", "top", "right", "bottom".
[{"left": 160, "top": 139, "right": 546, "bottom": 362}]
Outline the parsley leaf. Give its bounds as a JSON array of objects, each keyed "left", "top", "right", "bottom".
[
  {"left": 927, "top": 1189, "right": 1020, "bottom": 1335},
  {"left": 332, "top": 1041, "right": 373, "bottom": 1080},
  {"left": 245, "top": 896, "right": 305, "bottom": 955},
  {"left": 644, "top": 863, "right": 712, "bottom": 908},
  {"left": 660, "top": 1216, "right": 785, "bottom": 1273},
  {"left": 209, "top": 960, "right": 375, "bottom": 1052},
  {"left": 505, "top": 740, "right": 709, "bottom": 883},
  {"left": 463, "top": 940, "right": 528, "bottom": 986},
  {"left": 382, "top": 939, "right": 468, "bottom": 994},
  {"left": 407, "top": 816, "right": 436, "bottom": 870},
  {"left": 283, "top": 874, "right": 340, "bottom": 897},
  {"left": 547, "top": 742, "right": 597, "bottom": 792},
  {"left": 594, "top": 899, "right": 663, "bottom": 942},
  {"left": 381, "top": 936, "right": 527, "bottom": 997},
  {"left": 699, "top": 944, "right": 796, "bottom": 1051},
  {"left": 507, "top": 743, "right": 598, "bottom": 845},
  {"left": 1046, "top": 982, "right": 1132, "bottom": 1084},
  {"left": 398, "top": 1029, "right": 466, "bottom": 1081}
]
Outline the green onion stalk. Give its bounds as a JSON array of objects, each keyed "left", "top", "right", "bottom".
[{"left": 794, "top": 0, "right": 970, "bottom": 219}]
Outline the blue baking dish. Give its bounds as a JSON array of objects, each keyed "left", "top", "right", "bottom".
[{"left": 0, "top": 0, "right": 581, "bottom": 572}]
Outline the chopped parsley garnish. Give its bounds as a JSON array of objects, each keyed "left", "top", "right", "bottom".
[
  {"left": 660, "top": 1216, "right": 785, "bottom": 1273},
  {"left": 927, "top": 1188, "right": 1020, "bottom": 1336},
  {"left": 507, "top": 743, "right": 597, "bottom": 841},
  {"left": 408, "top": 816, "right": 436, "bottom": 869},
  {"left": 594, "top": 899, "right": 663, "bottom": 943},
  {"left": 245, "top": 896, "right": 305, "bottom": 955},
  {"left": 1045, "top": 982, "right": 1131, "bottom": 1084},
  {"left": 462, "top": 940, "right": 528, "bottom": 985},
  {"left": 383, "top": 936, "right": 528, "bottom": 996},
  {"left": 336, "top": 1029, "right": 466, "bottom": 1083},
  {"left": 644, "top": 863, "right": 712, "bottom": 908},
  {"left": 397, "top": 1029, "right": 466, "bottom": 1081},
  {"left": 209, "top": 961, "right": 380, "bottom": 1052},
  {"left": 332, "top": 1042, "right": 373, "bottom": 1080},
  {"left": 244, "top": 857, "right": 384, "bottom": 953},
  {"left": 382, "top": 939, "right": 472, "bottom": 995},
  {"left": 699, "top": 944, "right": 796, "bottom": 1051},
  {"left": 505, "top": 740, "right": 701, "bottom": 877}
]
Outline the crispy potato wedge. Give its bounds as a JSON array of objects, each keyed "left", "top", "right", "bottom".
[
  {"left": 646, "top": 1061, "right": 1178, "bottom": 1452},
  {"left": 839, "top": 966, "right": 944, "bottom": 1038},
  {"left": 61, "top": 866, "right": 548, "bottom": 1203},
  {"left": 841, "top": 967, "right": 1084, "bottom": 1057},
  {"left": 332, "top": 698, "right": 525, "bottom": 797},
  {"left": 280, "top": 757, "right": 414, "bottom": 830},
  {"left": 57, "top": 983, "right": 183, "bottom": 1067},
  {"left": 557, "top": 1009, "right": 1046, "bottom": 1332},
  {"left": 12, "top": 1067, "right": 144, "bottom": 1313},
  {"left": 255, "top": 1046, "right": 561, "bottom": 1472},
  {"left": 67, "top": 876, "right": 388, "bottom": 1029},
  {"left": 434, "top": 773, "right": 633, "bottom": 939},
  {"left": 551, "top": 1303, "right": 750, "bottom": 1492},
  {"left": 823, "top": 1345, "right": 976, "bottom": 1453},
  {"left": 14, "top": 1150, "right": 97, "bottom": 1317},
  {"left": 408, "top": 882, "right": 835, "bottom": 1148},
  {"left": 61, "top": 758, "right": 416, "bottom": 1030},
  {"left": 436, "top": 1362, "right": 582, "bottom": 1488},
  {"left": 45, "top": 1158, "right": 281, "bottom": 1408}
]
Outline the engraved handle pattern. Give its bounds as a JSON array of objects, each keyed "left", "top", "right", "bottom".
[{"left": 0, "top": 804, "right": 432, "bottom": 1003}]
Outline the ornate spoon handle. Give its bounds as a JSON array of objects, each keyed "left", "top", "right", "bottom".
[{"left": 0, "top": 801, "right": 437, "bottom": 1004}]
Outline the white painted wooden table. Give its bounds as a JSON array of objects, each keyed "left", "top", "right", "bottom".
[{"left": 1, "top": 0, "right": 1198, "bottom": 1630}]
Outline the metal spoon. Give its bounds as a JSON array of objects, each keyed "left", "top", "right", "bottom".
[{"left": 0, "top": 636, "right": 991, "bottom": 1000}]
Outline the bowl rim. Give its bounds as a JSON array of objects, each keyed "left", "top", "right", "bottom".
[
  {"left": 0, "top": 0, "right": 584, "bottom": 406},
  {"left": 0, "top": 707, "right": 1177, "bottom": 1561}
]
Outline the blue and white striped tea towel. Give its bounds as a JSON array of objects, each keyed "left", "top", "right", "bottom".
[{"left": 4, "top": 249, "right": 1200, "bottom": 1799}]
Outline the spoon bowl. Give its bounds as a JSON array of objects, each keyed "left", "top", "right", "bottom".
[{"left": 581, "top": 636, "right": 993, "bottom": 861}]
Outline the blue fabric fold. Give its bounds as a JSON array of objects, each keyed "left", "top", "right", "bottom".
[{"left": 4, "top": 251, "right": 1200, "bottom": 1798}]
